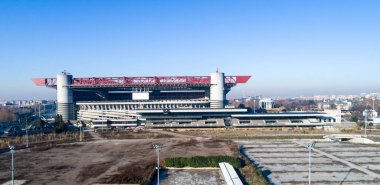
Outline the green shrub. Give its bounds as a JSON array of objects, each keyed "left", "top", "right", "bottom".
[{"left": 163, "top": 156, "right": 241, "bottom": 168}]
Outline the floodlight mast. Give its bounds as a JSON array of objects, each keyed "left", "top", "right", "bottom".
[
  {"left": 78, "top": 122, "right": 84, "bottom": 142},
  {"left": 365, "top": 113, "right": 368, "bottom": 138},
  {"left": 9, "top": 146, "right": 16, "bottom": 185},
  {"left": 25, "top": 119, "right": 29, "bottom": 148},
  {"left": 153, "top": 144, "right": 163, "bottom": 185},
  {"left": 373, "top": 97, "right": 375, "bottom": 111},
  {"left": 79, "top": 125, "right": 82, "bottom": 142}
]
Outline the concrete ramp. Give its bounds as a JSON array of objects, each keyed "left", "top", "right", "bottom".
[
  {"left": 219, "top": 162, "right": 243, "bottom": 185},
  {"left": 324, "top": 134, "right": 379, "bottom": 144},
  {"left": 324, "top": 134, "right": 362, "bottom": 142}
]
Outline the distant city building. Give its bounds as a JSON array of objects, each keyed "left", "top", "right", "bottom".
[
  {"left": 363, "top": 109, "right": 379, "bottom": 124},
  {"left": 360, "top": 93, "right": 380, "bottom": 99},
  {"left": 259, "top": 98, "right": 274, "bottom": 109}
]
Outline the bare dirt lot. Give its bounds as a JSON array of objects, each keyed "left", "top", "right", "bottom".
[{"left": 0, "top": 131, "right": 234, "bottom": 185}]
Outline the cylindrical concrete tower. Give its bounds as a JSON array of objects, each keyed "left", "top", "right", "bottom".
[
  {"left": 210, "top": 71, "right": 225, "bottom": 108},
  {"left": 57, "top": 72, "right": 74, "bottom": 121}
]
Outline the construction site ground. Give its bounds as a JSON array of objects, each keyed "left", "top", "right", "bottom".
[
  {"left": 1, "top": 127, "right": 380, "bottom": 185},
  {"left": 0, "top": 130, "right": 234, "bottom": 185}
]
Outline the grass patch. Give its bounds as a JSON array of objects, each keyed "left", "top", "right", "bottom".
[
  {"left": 238, "top": 145, "right": 269, "bottom": 185},
  {"left": 239, "top": 162, "right": 268, "bottom": 185},
  {"left": 98, "top": 130, "right": 174, "bottom": 139},
  {"left": 163, "top": 156, "right": 241, "bottom": 168}
]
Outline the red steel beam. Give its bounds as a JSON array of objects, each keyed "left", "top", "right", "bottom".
[{"left": 32, "top": 76, "right": 251, "bottom": 87}]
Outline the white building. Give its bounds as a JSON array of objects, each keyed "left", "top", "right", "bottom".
[
  {"left": 363, "top": 109, "right": 379, "bottom": 124},
  {"left": 259, "top": 98, "right": 274, "bottom": 109},
  {"left": 323, "top": 109, "right": 342, "bottom": 123}
]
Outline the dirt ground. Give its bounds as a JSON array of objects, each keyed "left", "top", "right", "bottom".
[{"left": 0, "top": 130, "right": 234, "bottom": 185}]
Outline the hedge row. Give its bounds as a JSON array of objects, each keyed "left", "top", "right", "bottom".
[{"left": 163, "top": 156, "right": 241, "bottom": 168}]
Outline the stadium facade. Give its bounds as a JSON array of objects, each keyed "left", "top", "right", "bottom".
[{"left": 33, "top": 71, "right": 336, "bottom": 128}]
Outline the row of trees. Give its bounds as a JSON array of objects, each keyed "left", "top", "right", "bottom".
[
  {"left": 19, "top": 114, "right": 69, "bottom": 133},
  {"left": 0, "top": 107, "right": 17, "bottom": 122},
  {"left": 0, "top": 107, "right": 34, "bottom": 122},
  {"left": 163, "top": 156, "right": 241, "bottom": 168}
]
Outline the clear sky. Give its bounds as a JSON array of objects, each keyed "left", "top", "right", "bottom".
[{"left": 0, "top": 0, "right": 379, "bottom": 100}]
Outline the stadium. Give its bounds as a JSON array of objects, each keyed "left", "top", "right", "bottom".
[{"left": 33, "top": 71, "right": 336, "bottom": 128}]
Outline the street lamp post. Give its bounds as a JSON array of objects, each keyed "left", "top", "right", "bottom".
[
  {"left": 79, "top": 124, "right": 82, "bottom": 142},
  {"left": 363, "top": 109, "right": 373, "bottom": 138},
  {"left": 307, "top": 142, "right": 316, "bottom": 185},
  {"left": 25, "top": 119, "right": 29, "bottom": 148},
  {"left": 9, "top": 146, "right": 16, "bottom": 185},
  {"left": 153, "top": 144, "right": 163, "bottom": 185},
  {"left": 364, "top": 113, "right": 368, "bottom": 137},
  {"left": 38, "top": 103, "right": 41, "bottom": 118}
]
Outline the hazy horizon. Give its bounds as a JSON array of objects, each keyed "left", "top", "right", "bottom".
[{"left": 1, "top": 0, "right": 379, "bottom": 100}]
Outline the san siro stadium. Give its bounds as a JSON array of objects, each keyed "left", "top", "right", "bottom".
[{"left": 33, "top": 71, "right": 336, "bottom": 129}]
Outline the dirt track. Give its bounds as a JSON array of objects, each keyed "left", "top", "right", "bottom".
[{"left": 0, "top": 131, "right": 234, "bottom": 185}]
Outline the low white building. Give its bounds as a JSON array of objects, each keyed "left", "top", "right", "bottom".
[
  {"left": 363, "top": 109, "right": 379, "bottom": 124},
  {"left": 259, "top": 98, "right": 274, "bottom": 109},
  {"left": 323, "top": 109, "right": 342, "bottom": 123}
]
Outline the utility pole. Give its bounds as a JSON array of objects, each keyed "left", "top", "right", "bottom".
[{"left": 153, "top": 144, "right": 163, "bottom": 185}]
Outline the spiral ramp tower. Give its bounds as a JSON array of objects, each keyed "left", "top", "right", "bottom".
[
  {"left": 57, "top": 72, "right": 74, "bottom": 121},
  {"left": 210, "top": 71, "right": 226, "bottom": 108}
]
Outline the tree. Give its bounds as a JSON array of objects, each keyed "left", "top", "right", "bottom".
[
  {"left": 237, "top": 104, "right": 246, "bottom": 109},
  {"left": 54, "top": 115, "right": 67, "bottom": 133},
  {"left": 34, "top": 118, "right": 47, "bottom": 129},
  {"left": 0, "top": 107, "right": 17, "bottom": 122},
  {"left": 351, "top": 115, "right": 358, "bottom": 123}
]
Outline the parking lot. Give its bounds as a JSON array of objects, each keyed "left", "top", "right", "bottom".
[{"left": 240, "top": 140, "right": 380, "bottom": 185}]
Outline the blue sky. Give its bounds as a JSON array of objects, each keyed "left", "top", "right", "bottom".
[{"left": 0, "top": 0, "right": 379, "bottom": 100}]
